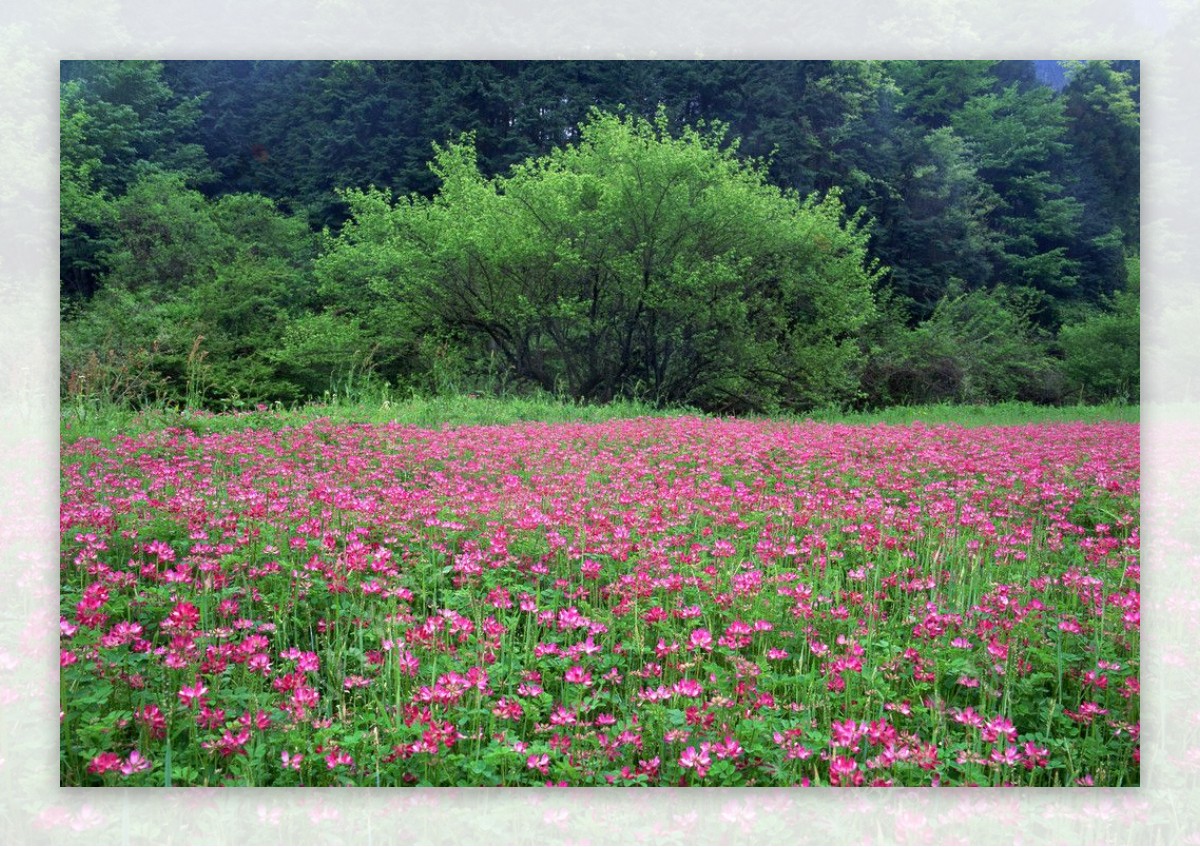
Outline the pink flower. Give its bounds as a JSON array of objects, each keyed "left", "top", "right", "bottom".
[
  {"left": 136, "top": 704, "right": 167, "bottom": 739},
  {"left": 87, "top": 752, "right": 122, "bottom": 774},
  {"left": 295, "top": 651, "right": 320, "bottom": 673},
  {"left": 688, "top": 629, "right": 714, "bottom": 651},
  {"left": 395, "top": 650, "right": 419, "bottom": 677},
  {"left": 982, "top": 715, "right": 1016, "bottom": 743},
  {"left": 1021, "top": 742, "right": 1049, "bottom": 770},
  {"left": 517, "top": 680, "right": 544, "bottom": 697},
  {"left": 492, "top": 697, "right": 524, "bottom": 721},
  {"left": 1064, "top": 702, "right": 1110, "bottom": 724},
  {"left": 989, "top": 745, "right": 1022, "bottom": 766},
  {"left": 120, "top": 751, "right": 151, "bottom": 775},
  {"left": 178, "top": 678, "right": 208, "bottom": 709},
  {"left": 163, "top": 602, "right": 200, "bottom": 632},
  {"left": 830, "top": 720, "right": 862, "bottom": 748},
  {"left": 564, "top": 666, "right": 592, "bottom": 686},
  {"left": 711, "top": 736, "right": 743, "bottom": 760},
  {"left": 240, "top": 709, "right": 273, "bottom": 731},
  {"left": 196, "top": 705, "right": 226, "bottom": 730},
  {"left": 679, "top": 744, "right": 712, "bottom": 778},
  {"left": 951, "top": 706, "right": 984, "bottom": 728},
  {"left": 549, "top": 705, "right": 576, "bottom": 725},
  {"left": 203, "top": 727, "right": 251, "bottom": 758},
  {"left": 828, "top": 755, "right": 860, "bottom": 786}
]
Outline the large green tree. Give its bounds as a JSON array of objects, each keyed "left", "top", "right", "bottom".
[
  {"left": 318, "top": 110, "right": 883, "bottom": 412},
  {"left": 950, "top": 81, "right": 1088, "bottom": 308},
  {"left": 60, "top": 90, "right": 116, "bottom": 302},
  {"left": 60, "top": 61, "right": 213, "bottom": 300},
  {"left": 1061, "top": 59, "right": 1140, "bottom": 276},
  {"left": 60, "top": 60, "right": 212, "bottom": 193},
  {"left": 1062, "top": 61, "right": 1139, "bottom": 229}
]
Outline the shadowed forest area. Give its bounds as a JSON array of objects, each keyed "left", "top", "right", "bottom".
[{"left": 60, "top": 60, "right": 1139, "bottom": 415}]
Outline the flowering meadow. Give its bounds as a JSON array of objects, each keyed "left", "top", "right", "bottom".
[{"left": 60, "top": 414, "right": 1139, "bottom": 787}]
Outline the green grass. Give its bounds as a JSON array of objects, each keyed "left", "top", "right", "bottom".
[
  {"left": 60, "top": 393, "right": 1139, "bottom": 446},
  {"left": 796, "top": 400, "right": 1139, "bottom": 427}
]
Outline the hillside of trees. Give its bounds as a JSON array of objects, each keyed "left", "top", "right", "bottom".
[{"left": 60, "top": 60, "right": 1140, "bottom": 413}]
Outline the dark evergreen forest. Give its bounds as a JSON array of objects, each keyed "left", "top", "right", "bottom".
[{"left": 60, "top": 60, "right": 1139, "bottom": 413}]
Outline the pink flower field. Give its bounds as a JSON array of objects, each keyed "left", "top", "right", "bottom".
[{"left": 60, "top": 415, "right": 1139, "bottom": 787}]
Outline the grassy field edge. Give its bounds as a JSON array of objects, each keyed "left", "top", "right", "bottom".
[{"left": 60, "top": 394, "right": 1140, "bottom": 446}]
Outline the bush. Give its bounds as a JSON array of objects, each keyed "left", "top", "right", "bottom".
[
  {"left": 1058, "top": 289, "right": 1139, "bottom": 403},
  {"left": 861, "top": 284, "right": 1064, "bottom": 407},
  {"left": 61, "top": 176, "right": 322, "bottom": 408}
]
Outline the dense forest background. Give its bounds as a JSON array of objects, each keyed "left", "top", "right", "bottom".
[{"left": 60, "top": 60, "right": 1140, "bottom": 413}]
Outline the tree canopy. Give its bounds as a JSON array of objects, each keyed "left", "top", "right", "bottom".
[{"left": 317, "top": 111, "right": 881, "bottom": 412}]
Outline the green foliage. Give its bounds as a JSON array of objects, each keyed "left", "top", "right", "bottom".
[
  {"left": 1058, "top": 288, "right": 1139, "bottom": 403},
  {"left": 798, "top": 400, "right": 1136, "bottom": 427},
  {"left": 60, "top": 60, "right": 1139, "bottom": 414},
  {"left": 61, "top": 176, "right": 321, "bottom": 409},
  {"left": 59, "top": 393, "right": 698, "bottom": 447},
  {"left": 59, "top": 392, "right": 1134, "bottom": 453},
  {"left": 887, "top": 60, "right": 1004, "bottom": 126},
  {"left": 867, "top": 126, "right": 999, "bottom": 317},
  {"left": 60, "top": 90, "right": 113, "bottom": 240},
  {"left": 320, "top": 109, "right": 882, "bottom": 413},
  {"left": 102, "top": 172, "right": 225, "bottom": 297},
  {"left": 862, "top": 285, "right": 1063, "bottom": 407},
  {"left": 270, "top": 312, "right": 375, "bottom": 398},
  {"left": 60, "top": 86, "right": 117, "bottom": 300},
  {"left": 1062, "top": 61, "right": 1140, "bottom": 248},
  {"left": 951, "top": 83, "right": 1085, "bottom": 300},
  {"left": 60, "top": 61, "right": 213, "bottom": 300},
  {"left": 60, "top": 60, "right": 213, "bottom": 193}
]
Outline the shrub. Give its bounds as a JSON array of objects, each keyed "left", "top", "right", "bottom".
[
  {"left": 1058, "top": 289, "right": 1139, "bottom": 403},
  {"left": 861, "top": 284, "right": 1064, "bottom": 407}
]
